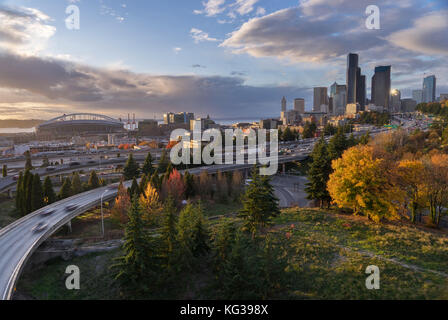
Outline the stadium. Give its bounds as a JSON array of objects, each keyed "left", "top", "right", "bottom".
[{"left": 37, "top": 113, "right": 125, "bottom": 138}]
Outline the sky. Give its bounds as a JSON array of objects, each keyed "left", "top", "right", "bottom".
[{"left": 0, "top": 0, "right": 446, "bottom": 120}]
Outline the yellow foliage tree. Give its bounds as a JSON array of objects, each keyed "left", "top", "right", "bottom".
[
  {"left": 327, "top": 145, "right": 401, "bottom": 222},
  {"left": 139, "top": 183, "right": 162, "bottom": 224},
  {"left": 396, "top": 160, "right": 425, "bottom": 223},
  {"left": 111, "top": 182, "right": 131, "bottom": 225}
]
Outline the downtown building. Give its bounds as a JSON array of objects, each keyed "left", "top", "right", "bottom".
[
  {"left": 371, "top": 65, "right": 391, "bottom": 111},
  {"left": 346, "top": 53, "right": 366, "bottom": 114},
  {"left": 330, "top": 82, "right": 347, "bottom": 116},
  {"left": 313, "top": 87, "right": 328, "bottom": 112},
  {"left": 422, "top": 75, "right": 436, "bottom": 103}
]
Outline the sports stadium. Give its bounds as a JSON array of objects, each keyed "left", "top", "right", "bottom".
[{"left": 37, "top": 113, "right": 125, "bottom": 138}]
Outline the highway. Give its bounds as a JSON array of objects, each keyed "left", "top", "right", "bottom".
[{"left": 0, "top": 126, "right": 399, "bottom": 300}]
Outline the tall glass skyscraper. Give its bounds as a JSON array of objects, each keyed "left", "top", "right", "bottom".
[
  {"left": 422, "top": 75, "right": 436, "bottom": 103},
  {"left": 346, "top": 53, "right": 358, "bottom": 104},
  {"left": 371, "top": 66, "right": 391, "bottom": 111}
]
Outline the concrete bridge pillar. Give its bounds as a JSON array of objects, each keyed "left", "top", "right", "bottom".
[{"left": 66, "top": 220, "right": 72, "bottom": 233}]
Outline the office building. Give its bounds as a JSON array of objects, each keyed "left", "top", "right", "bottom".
[
  {"left": 294, "top": 98, "right": 305, "bottom": 114},
  {"left": 401, "top": 99, "right": 417, "bottom": 113},
  {"left": 281, "top": 96, "right": 287, "bottom": 112},
  {"left": 346, "top": 103, "right": 360, "bottom": 115},
  {"left": 164, "top": 112, "right": 194, "bottom": 125},
  {"left": 356, "top": 68, "right": 366, "bottom": 111},
  {"left": 390, "top": 89, "right": 401, "bottom": 113},
  {"left": 346, "top": 53, "right": 358, "bottom": 104},
  {"left": 412, "top": 90, "right": 423, "bottom": 104},
  {"left": 332, "top": 84, "right": 347, "bottom": 116},
  {"left": 422, "top": 75, "right": 436, "bottom": 103},
  {"left": 371, "top": 65, "right": 391, "bottom": 111},
  {"left": 313, "top": 87, "right": 328, "bottom": 112}
]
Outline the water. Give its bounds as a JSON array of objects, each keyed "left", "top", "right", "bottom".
[{"left": 0, "top": 127, "right": 36, "bottom": 134}]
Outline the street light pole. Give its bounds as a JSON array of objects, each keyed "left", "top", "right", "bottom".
[{"left": 100, "top": 189, "right": 108, "bottom": 238}]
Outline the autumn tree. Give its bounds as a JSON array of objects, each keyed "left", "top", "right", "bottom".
[
  {"left": 327, "top": 145, "right": 400, "bottom": 222},
  {"left": 216, "top": 171, "right": 229, "bottom": 203},
  {"left": 139, "top": 182, "right": 162, "bottom": 224},
  {"left": 162, "top": 169, "right": 185, "bottom": 204},
  {"left": 396, "top": 160, "right": 425, "bottom": 223},
  {"left": 111, "top": 182, "right": 131, "bottom": 225}
]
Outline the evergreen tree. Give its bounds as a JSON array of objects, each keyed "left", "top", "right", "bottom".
[
  {"left": 282, "top": 127, "right": 295, "bottom": 141},
  {"left": 88, "top": 170, "right": 100, "bottom": 190},
  {"left": 305, "top": 136, "right": 332, "bottom": 207},
  {"left": 112, "top": 196, "right": 158, "bottom": 295},
  {"left": 24, "top": 150, "right": 33, "bottom": 171},
  {"left": 31, "top": 174, "right": 44, "bottom": 211},
  {"left": 23, "top": 169, "right": 33, "bottom": 214},
  {"left": 150, "top": 170, "right": 161, "bottom": 191},
  {"left": 183, "top": 171, "right": 195, "bottom": 199},
  {"left": 161, "top": 196, "right": 178, "bottom": 262},
  {"left": 43, "top": 176, "right": 56, "bottom": 205},
  {"left": 2, "top": 164, "right": 7, "bottom": 177},
  {"left": 71, "top": 172, "right": 83, "bottom": 194},
  {"left": 141, "top": 152, "right": 154, "bottom": 175},
  {"left": 239, "top": 167, "right": 280, "bottom": 238},
  {"left": 123, "top": 153, "right": 140, "bottom": 180},
  {"left": 58, "top": 178, "right": 72, "bottom": 200},
  {"left": 128, "top": 177, "right": 140, "bottom": 197},
  {"left": 15, "top": 171, "right": 24, "bottom": 215},
  {"left": 158, "top": 149, "right": 169, "bottom": 173},
  {"left": 139, "top": 174, "right": 149, "bottom": 194},
  {"left": 164, "top": 162, "right": 174, "bottom": 181},
  {"left": 347, "top": 133, "right": 357, "bottom": 147},
  {"left": 359, "top": 131, "right": 370, "bottom": 145},
  {"left": 327, "top": 127, "right": 348, "bottom": 160}
]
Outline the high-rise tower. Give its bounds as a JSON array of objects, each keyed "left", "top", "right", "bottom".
[{"left": 346, "top": 53, "right": 358, "bottom": 105}]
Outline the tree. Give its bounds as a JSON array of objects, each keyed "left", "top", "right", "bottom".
[
  {"left": 24, "top": 150, "right": 33, "bottom": 171},
  {"left": 198, "top": 170, "right": 212, "bottom": 200},
  {"left": 128, "top": 177, "right": 140, "bottom": 198},
  {"left": 216, "top": 171, "right": 229, "bottom": 203},
  {"left": 230, "top": 171, "right": 244, "bottom": 201},
  {"left": 41, "top": 155, "right": 50, "bottom": 168},
  {"left": 71, "top": 172, "right": 83, "bottom": 195},
  {"left": 161, "top": 196, "right": 178, "bottom": 263},
  {"left": 396, "top": 160, "right": 425, "bottom": 223},
  {"left": 158, "top": 149, "right": 169, "bottom": 173},
  {"left": 139, "top": 182, "right": 162, "bottom": 224},
  {"left": 111, "top": 181, "right": 131, "bottom": 225},
  {"left": 15, "top": 171, "right": 24, "bottom": 215},
  {"left": 2, "top": 164, "right": 7, "bottom": 177},
  {"left": 183, "top": 171, "right": 195, "bottom": 199},
  {"left": 162, "top": 169, "right": 185, "bottom": 204},
  {"left": 112, "top": 197, "right": 158, "bottom": 295},
  {"left": 58, "top": 177, "right": 72, "bottom": 200},
  {"left": 141, "top": 152, "right": 154, "bottom": 176},
  {"left": 302, "top": 121, "right": 317, "bottom": 139},
  {"left": 88, "top": 170, "right": 100, "bottom": 190},
  {"left": 139, "top": 174, "right": 149, "bottom": 193},
  {"left": 123, "top": 153, "right": 140, "bottom": 180},
  {"left": 305, "top": 136, "right": 332, "bottom": 207},
  {"left": 327, "top": 127, "right": 348, "bottom": 160},
  {"left": 150, "top": 170, "right": 161, "bottom": 191},
  {"left": 239, "top": 167, "right": 280, "bottom": 238},
  {"left": 23, "top": 170, "right": 33, "bottom": 214},
  {"left": 43, "top": 176, "right": 56, "bottom": 205},
  {"left": 327, "top": 145, "right": 401, "bottom": 222},
  {"left": 282, "top": 127, "right": 295, "bottom": 141},
  {"left": 31, "top": 174, "right": 44, "bottom": 211}
]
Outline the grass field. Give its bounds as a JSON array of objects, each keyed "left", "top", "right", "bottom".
[{"left": 15, "top": 208, "right": 448, "bottom": 300}]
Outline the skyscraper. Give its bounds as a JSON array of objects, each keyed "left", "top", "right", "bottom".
[
  {"left": 422, "top": 75, "right": 436, "bottom": 103},
  {"left": 346, "top": 53, "right": 358, "bottom": 104},
  {"left": 390, "top": 89, "right": 401, "bottom": 113},
  {"left": 294, "top": 98, "right": 305, "bottom": 114},
  {"left": 412, "top": 90, "right": 423, "bottom": 104},
  {"left": 281, "top": 96, "right": 287, "bottom": 112},
  {"left": 356, "top": 68, "right": 366, "bottom": 111},
  {"left": 332, "top": 83, "right": 347, "bottom": 116},
  {"left": 371, "top": 65, "right": 391, "bottom": 111},
  {"left": 313, "top": 87, "right": 328, "bottom": 112}
]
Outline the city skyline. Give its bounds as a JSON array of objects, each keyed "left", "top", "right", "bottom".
[{"left": 0, "top": 0, "right": 447, "bottom": 120}]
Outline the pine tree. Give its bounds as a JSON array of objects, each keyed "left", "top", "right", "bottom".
[
  {"left": 141, "top": 152, "right": 154, "bottom": 176},
  {"left": 305, "top": 136, "right": 332, "bottom": 207},
  {"left": 282, "top": 127, "right": 295, "bottom": 141},
  {"left": 239, "top": 167, "right": 280, "bottom": 238},
  {"left": 327, "top": 127, "right": 348, "bottom": 160},
  {"left": 158, "top": 149, "right": 169, "bottom": 173},
  {"left": 71, "top": 172, "right": 83, "bottom": 194},
  {"left": 24, "top": 151, "right": 33, "bottom": 171},
  {"left": 88, "top": 170, "right": 100, "bottom": 190},
  {"left": 112, "top": 196, "right": 158, "bottom": 295},
  {"left": 183, "top": 171, "right": 195, "bottom": 199},
  {"left": 150, "top": 170, "right": 161, "bottom": 191},
  {"left": 139, "top": 174, "right": 149, "bottom": 193},
  {"left": 15, "top": 171, "right": 24, "bottom": 215},
  {"left": 43, "top": 176, "right": 56, "bottom": 205},
  {"left": 2, "top": 164, "right": 7, "bottom": 177},
  {"left": 59, "top": 178, "right": 72, "bottom": 200},
  {"left": 161, "top": 196, "right": 178, "bottom": 259},
  {"left": 123, "top": 153, "right": 140, "bottom": 180},
  {"left": 128, "top": 177, "right": 140, "bottom": 197},
  {"left": 23, "top": 170, "right": 33, "bottom": 214},
  {"left": 31, "top": 174, "right": 44, "bottom": 211}
]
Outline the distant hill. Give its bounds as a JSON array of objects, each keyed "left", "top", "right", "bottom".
[{"left": 0, "top": 119, "right": 44, "bottom": 128}]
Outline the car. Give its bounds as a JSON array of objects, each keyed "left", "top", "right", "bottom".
[
  {"left": 69, "top": 161, "right": 81, "bottom": 166},
  {"left": 65, "top": 204, "right": 78, "bottom": 212},
  {"left": 40, "top": 209, "right": 55, "bottom": 216},
  {"left": 32, "top": 222, "right": 48, "bottom": 233},
  {"left": 45, "top": 166, "right": 56, "bottom": 172}
]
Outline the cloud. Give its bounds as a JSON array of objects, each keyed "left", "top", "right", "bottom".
[
  {"left": 190, "top": 28, "right": 219, "bottom": 43},
  {"left": 0, "top": 6, "right": 56, "bottom": 55},
  {"left": 194, "top": 0, "right": 262, "bottom": 19},
  {"left": 194, "top": 0, "right": 226, "bottom": 17},
  {"left": 0, "top": 52, "right": 310, "bottom": 119},
  {"left": 192, "top": 64, "right": 207, "bottom": 68},
  {"left": 387, "top": 10, "right": 448, "bottom": 56},
  {"left": 173, "top": 47, "right": 182, "bottom": 54}
]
